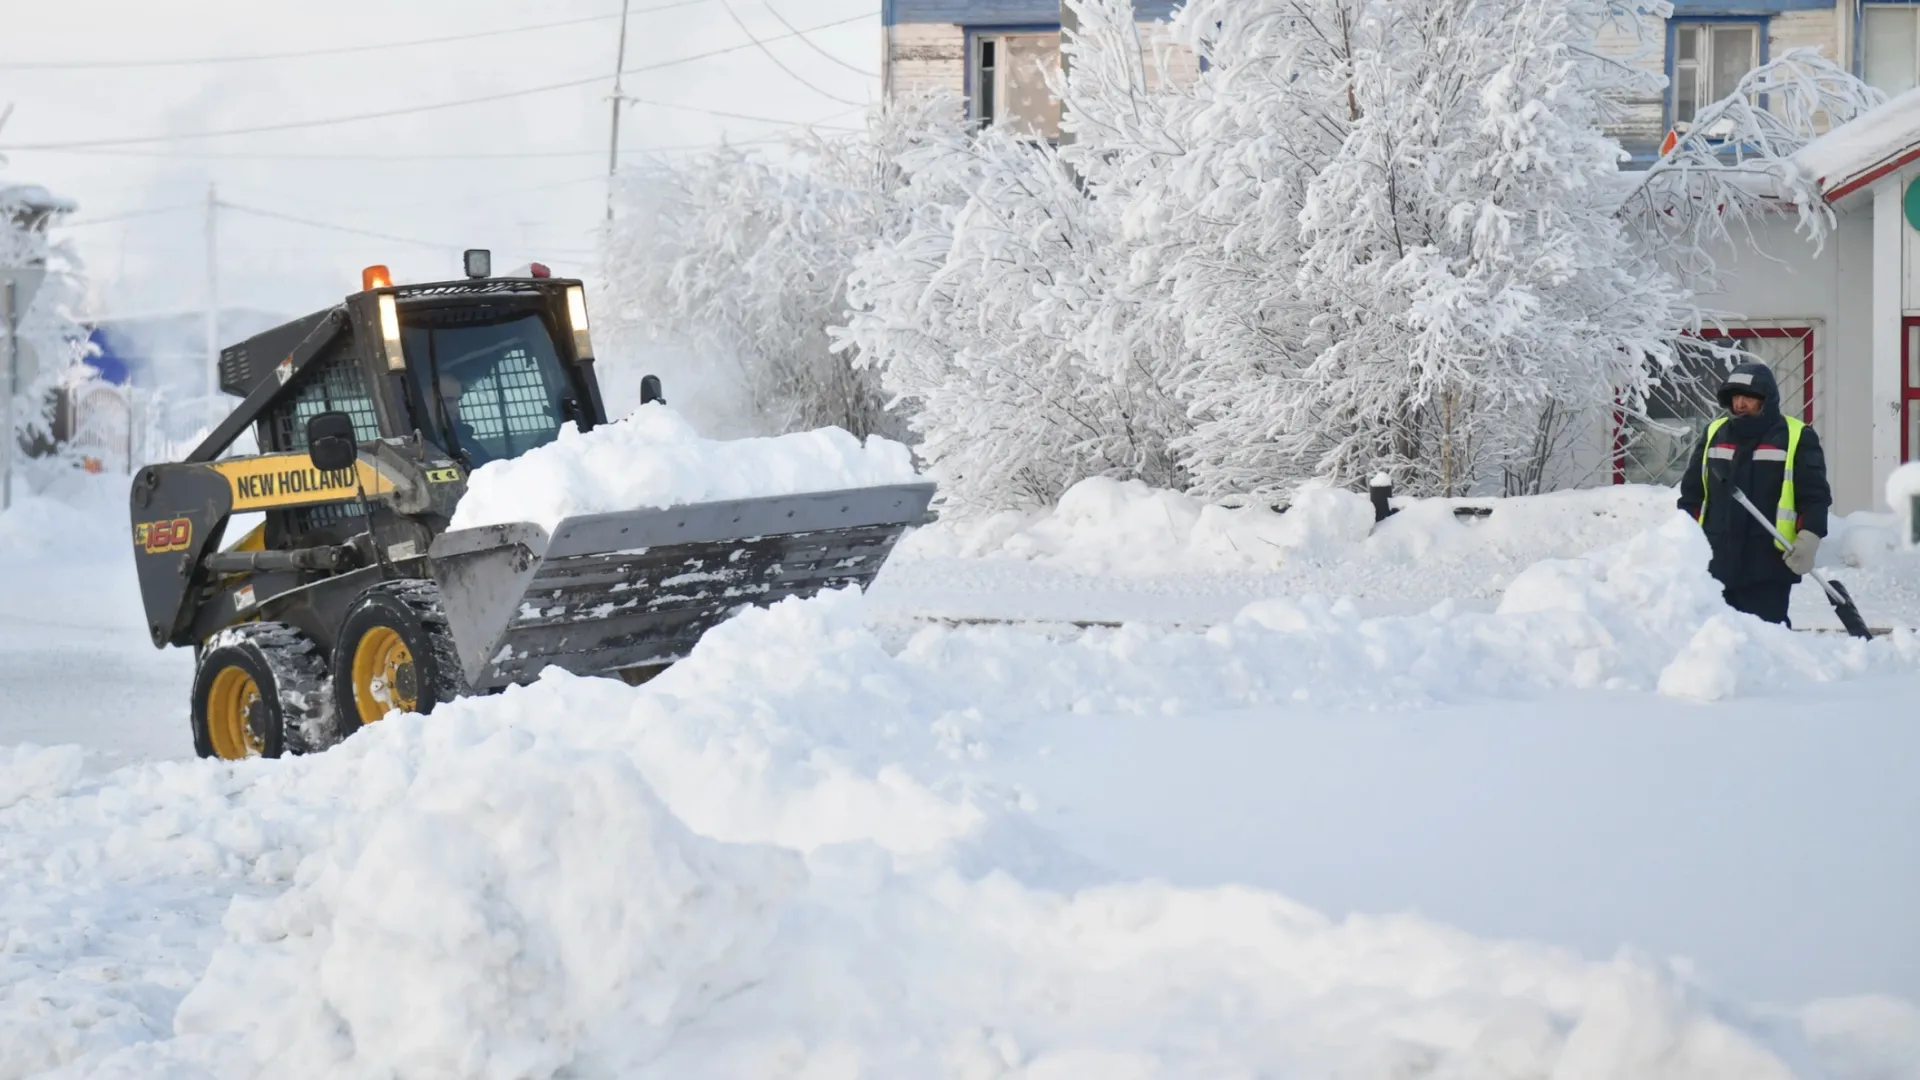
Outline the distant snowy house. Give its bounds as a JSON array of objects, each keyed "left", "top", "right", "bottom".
[
  {"left": 884, "top": 2, "right": 1917, "bottom": 154},
  {"left": 881, "top": 1, "right": 1193, "bottom": 142}
]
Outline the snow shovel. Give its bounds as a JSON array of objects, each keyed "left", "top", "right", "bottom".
[{"left": 1707, "top": 465, "right": 1874, "bottom": 638}]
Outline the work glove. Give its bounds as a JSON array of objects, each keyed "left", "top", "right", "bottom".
[{"left": 1783, "top": 531, "right": 1821, "bottom": 576}]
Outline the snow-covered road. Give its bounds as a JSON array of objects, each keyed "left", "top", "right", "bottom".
[{"left": 3, "top": 475, "right": 1918, "bottom": 1077}]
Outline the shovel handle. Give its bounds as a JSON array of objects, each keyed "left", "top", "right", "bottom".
[{"left": 1727, "top": 487, "right": 1849, "bottom": 607}]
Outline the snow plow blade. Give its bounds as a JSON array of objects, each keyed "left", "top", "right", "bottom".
[{"left": 427, "top": 482, "right": 935, "bottom": 689}]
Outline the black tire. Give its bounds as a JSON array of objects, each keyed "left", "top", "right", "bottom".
[
  {"left": 330, "top": 579, "right": 468, "bottom": 740},
  {"left": 191, "top": 623, "right": 331, "bottom": 760}
]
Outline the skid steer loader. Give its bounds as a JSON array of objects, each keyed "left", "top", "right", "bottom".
[{"left": 130, "top": 252, "right": 933, "bottom": 760}]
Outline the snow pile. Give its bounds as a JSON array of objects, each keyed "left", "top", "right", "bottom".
[
  {"left": 14, "top": 581, "right": 1917, "bottom": 1077},
  {"left": 7, "top": 486, "right": 1920, "bottom": 1076},
  {"left": 169, "top": 726, "right": 802, "bottom": 1078},
  {"left": 449, "top": 404, "right": 921, "bottom": 532},
  {"left": 902, "top": 477, "right": 1678, "bottom": 584}
]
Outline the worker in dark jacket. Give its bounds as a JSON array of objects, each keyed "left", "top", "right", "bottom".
[{"left": 1676, "top": 361, "right": 1831, "bottom": 626}]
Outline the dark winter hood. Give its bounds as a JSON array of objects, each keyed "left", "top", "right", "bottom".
[{"left": 1716, "top": 362, "right": 1781, "bottom": 417}]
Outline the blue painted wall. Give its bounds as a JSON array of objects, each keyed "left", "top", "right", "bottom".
[{"left": 886, "top": 0, "right": 1182, "bottom": 25}]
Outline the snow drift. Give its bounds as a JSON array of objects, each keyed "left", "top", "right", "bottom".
[
  {"left": 448, "top": 404, "right": 921, "bottom": 532},
  {"left": 901, "top": 476, "right": 1679, "bottom": 585},
  {"left": 7, "top": 510, "right": 1920, "bottom": 1078}
]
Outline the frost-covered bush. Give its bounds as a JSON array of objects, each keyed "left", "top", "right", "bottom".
[
  {"left": 599, "top": 95, "right": 969, "bottom": 442},
  {"left": 0, "top": 180, "right": 89, "bottom": 469},
  {"left": 837, "top": 124, "right": 1192, "bottom": 511}
]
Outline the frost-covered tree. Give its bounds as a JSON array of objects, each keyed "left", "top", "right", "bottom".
[
  {"left": 836, "top": 122, "right": 1191, "bottom": 511},
  {"left": 599, "top": 95, "right": 969, "bottom": 441},
  {"left": 1049, "top": 0, "right": 1699, "bottom": 497},
  {"left": 1624, "top": 48, "right": 1884, "bottom": 285},
  {"left": 1056, "top": 0, "right": 1875, "bottom": 499},
  {"left": 0, "top": 178, "right": 88, "bottom": 472}
]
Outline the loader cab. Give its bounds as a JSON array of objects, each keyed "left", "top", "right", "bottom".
[
  {"left": 223, "top": 258, "right": 608, "bottom": 548},
  {"left": 397, "top": 304, "right": 580, "bottom": 469}
]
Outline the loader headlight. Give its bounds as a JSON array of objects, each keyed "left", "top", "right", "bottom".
[
  {"left": 378, "top": 294, "right": 405, "bottom": 371},
  {"left": 565, "top": 284, "right": 593, "bottom": 362}
]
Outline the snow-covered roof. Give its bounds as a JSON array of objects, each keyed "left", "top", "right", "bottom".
[{"left": 1794, "top": 87, "right": 1920, "bottom": 203}]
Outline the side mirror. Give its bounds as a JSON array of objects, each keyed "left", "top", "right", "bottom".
[
  {"left": 640, "top": 374, "right": 665, "bottom": 406},
  {"left": 306, "top": 411, "right": 359, "bottom": 473}
]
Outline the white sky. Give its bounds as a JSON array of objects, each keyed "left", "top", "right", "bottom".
[{"left": 0, "top": 0, "right": 880, "bottom": 322}]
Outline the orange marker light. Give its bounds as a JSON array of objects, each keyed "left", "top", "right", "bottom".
[{"left": 362, "top": 264, "right": 392, "bottom": 291}]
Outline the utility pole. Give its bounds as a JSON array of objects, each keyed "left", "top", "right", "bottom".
[
  {"left": 606, "top": 0, "right": 632, "bottom": 222},
  {"left": 204, "top": 182, "right": 219, "bottom": 422},
  {"left": 2, "top": 278, "right": 14, "bottom": 511}
]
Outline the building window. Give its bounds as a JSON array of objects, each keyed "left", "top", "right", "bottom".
[
  {"left": 1865, "top": 6, "right": 1920, "bottom": 97},
  {"left": 970, "top": 30, "right": 1061, "bottom": 141},
  {"left": 1620, "top": 327, "right": 1813, "bottom": 486},
  {"left": 1671, "top": 21, "right": 1761, "bottom": 134}
]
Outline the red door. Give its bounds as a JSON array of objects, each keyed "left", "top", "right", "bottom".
[{"left": 1906, "top": 318, "right": 1920, "bottom": 462}]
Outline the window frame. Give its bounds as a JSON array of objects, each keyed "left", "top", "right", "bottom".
[
  {"left": 1664, "top": 16, "right": 1769, "bottom": 137},
  {"left": 964, "top": 23, "right": 1061, "bottom": 141},
  {"left": 1861, "top": 3, "right": 1920, "bottom": 97},
  {"left": 1613, "top": 325, "right": 1816, "bottom": 486}
]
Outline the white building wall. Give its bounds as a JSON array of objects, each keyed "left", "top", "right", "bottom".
[
  {"left": 885, "top": 20, "right": 1195, "bottom": 106},
  {"left": 1681, "top": 209, "right": 1885, "bottom": 512},
  {"left": 887, "top": 23, "right": 966, "bottom": 99}
]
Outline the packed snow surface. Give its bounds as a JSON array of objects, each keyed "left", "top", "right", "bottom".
[
  {"left": 448, "top": 404, "right": 921, "bottom": 532},
  {"left": 5, "top": 487, "right": 1920, "bottom": 1077},
  {"left": 879, "top": 477, "right": 1920, "bottom": 629}
]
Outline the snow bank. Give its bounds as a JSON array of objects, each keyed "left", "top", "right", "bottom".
[
  {"left": 448, "top": 404, "right": 921, "bottom": 532},
  {"left": 9, "top": 478, "right": 1920, "bottom": 1077},
  {"left": 902, "top": 476, "right": 1679, "bottom": 585},
  {"left": 11, "top": 513, "right": 1919, "bottom": 1077}
]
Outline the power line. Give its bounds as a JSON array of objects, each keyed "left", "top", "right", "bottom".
[
  {"left": 0, "top": 1, "right": 707, "bottom": 70},
  {"left": 216, "top": 201, "right": 599, "bottom": 256},
  {"left": 60, "top": 204, "right": 196, "bottom": 228},
  {"left": 619, "top": 96, "right": 860, "bottom": 127},
  {"left": 221, "top": 174, "right": 611, "bottom": 216},
  {"left": 26, "top": 121, "right": 859, "bottom": 162},
  {"left": 761, "top": 0, "right": 879, "bottom": 78},
  {"left": 0, "top": 12, "right": 870, "bottom": 152},
  {"left": 217, "top": 201, "right": 470, "bottom": 251},
  {"left": 718, "top": 1, "right": 866, "bottom": 107}
]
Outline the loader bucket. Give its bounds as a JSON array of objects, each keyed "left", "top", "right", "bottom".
[{"left": 426, "top": 482, "right": 935, "bottom": 689}]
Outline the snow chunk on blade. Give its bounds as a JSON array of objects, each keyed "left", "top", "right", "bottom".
[
  {"left": 449, "top": 404, "right": 922, "bottom": 532},
  {"left": 427, "top": 405, "right": 932, "bottom": 688}
]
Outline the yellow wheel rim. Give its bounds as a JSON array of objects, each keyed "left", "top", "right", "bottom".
[
  {"left": 206, "top": 666, "right": 264, "bottom": 759},
  {"left": 351, "top": 625, "right": 417, "bottom": 725}
]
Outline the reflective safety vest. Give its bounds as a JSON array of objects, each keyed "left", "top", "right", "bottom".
[{"left": 1696, "top": 415, "right": 1805, "bottom": 550}]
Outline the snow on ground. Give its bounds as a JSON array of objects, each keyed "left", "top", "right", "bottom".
[
  {"left": 4, "top": 471, "right": 1919, "bottom": 1077},
  {"left": 448, "top": 405, "right": 921, "bottom": 532},
  {"left": 872, "top": 477, "right": 1920, "bottom": 631},
  {"left": 0, "top": 475, "right": 194, "bottom": 767}
]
